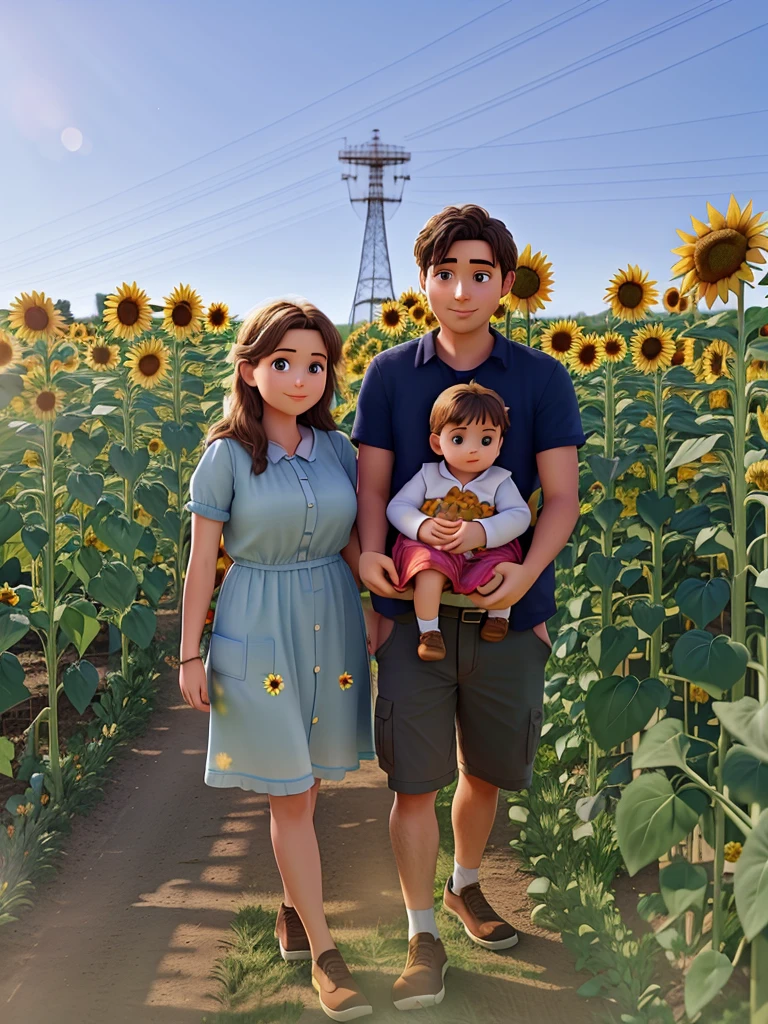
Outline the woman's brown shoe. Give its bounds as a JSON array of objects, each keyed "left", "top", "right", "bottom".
[
  {"left": 312, "top": 948, "right": 373, "bottom": 1020},
  {"left": 418, "top": 630, "right": 446, "bottom": 661},
  {"left": 274, "top": 903, "right": 311, "bottom": 961}
]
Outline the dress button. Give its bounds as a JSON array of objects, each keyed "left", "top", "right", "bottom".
[
  {"left": 308, "top": 503, "right": 314, "bottom": 508},
  {"left": 314, "top": 665, "right": 320, "bottom": 673},
  {"left": 314, "top": 624, "right": 320, "bottom": 631},
  {"left": 312, "top": 716, "right": 319, "bottom": 724}
]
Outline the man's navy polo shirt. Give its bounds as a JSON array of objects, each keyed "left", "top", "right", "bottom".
[{"left": 351, "top": 326, "right": 587, "bottom": 630}]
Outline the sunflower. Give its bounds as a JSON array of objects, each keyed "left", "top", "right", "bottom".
[
  {"left": 506, "top": 244, "right": 554, "bottom": 314},
  {"left": 377, "top": 300, "right": 408, "bottom": 337},
  {"left": 568, "top": 333, "right": 603, "bottom": 376},
  {"left": 699, "top": 339, "right": 733, "bottom": 384},
  {"left": 399, "top": 288, "right": 421, "bottom": 310},
  {"left": 724, "top": 841, "right": 743, "bottom": 863},
  {"left": 214, "top": 752, "right": 233, "bottom": 770},
  {"left": 162, "top": 283, "right": 204, "bottom": 340},
  {"left": 424, "top": 311, "right": 438, "bottom": 330},
  {"left": 68, "top": 322, "right": 89, "bottom": 341},
  {"left": 147, "top": 437, "right": 165, "bottom": 455},
  {"left": 0, "top": 584, "right": 19, "bottom": 606},
  {"left": 8, "top": 290, "right": 66, "bottom": 342},
  {"left": 409, "top": 299, "right": 429, "bottom": 325},
  {"left": 710, "top": 389, "right": 730, "bottom": 409},
  {"left": 339, "top": 672, "right": 354, "bottom": 690},
  {"left": 615, "top": 485, "right": 640, "bottom": 517},
  {"left": 760, "top": 323, "right": 768, "bottom": 338},
  {"left": 672, "top": 195, "right": 768, "bottom": 307},
  {"left": 539, "top": 319, "right": 584, "bottom": 363},
  {"left": 748, "top": 360, "right": 768, "bottom": 382},
  {"left": 678, "top": 295, "right": 690, "bottom": 313},
  {"left": 85, "top": 339, "right": 120, "bottom": 372},
  {"left": 677, "top": 466, "right": 698, "bottom": 482},
  {"left": 51, "top": 350, "right": 80, "bottom": 376},
  {"left": 630, "top": 323, "right": 676, "bottom": 374},
  {"left": 22, "top": 379, "right": 65, "bottom": 421},
  {"left": 124, "top": 337, "right": 170, "bottom": 389},
  {"left": 0, "top": 330, "right": 21, "bottom": 373},
  {"left": 205, "top": 302, "right": 230, "bottom": 334},
  {"left": 671, "top": 337, "right": 695, "bottom": 368},
  {"left": 604, "top": 265, "right": 658, "bottom": 322},
  {"left": 21, "top": 450, "right": 40, "bottom": 467},
  {"left": 663, "top": 287, "right": 683, "bottom": 313},
  {"left": 689, "top": 684, "right": 709, "bottom": 704},
  {"left": 510, "top": 326, "right": 528, "bottom": 343},
  {"left": 746, "top": 459, "right": 768, "bottom": 489},
  {"left": 756, "top": 406, "right": 768, "bottom": 442},
  {"left": 490, "top": 302, "right": 507, "bottom": 323},
  {"left": 263, "top": 672, "right": 285, "bottom": 696},
  {"left": 349, "top": 355, "right": 367, "bottom": 376},
  {"left": 103, "top": 281, "right": 153, "bottom": 341}
]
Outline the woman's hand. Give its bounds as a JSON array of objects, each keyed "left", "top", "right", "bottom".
[{"left": 179, "top": 658, "right": 211, "bottom": 713}]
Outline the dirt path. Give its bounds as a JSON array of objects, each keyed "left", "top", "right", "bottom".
[{"left": 0, "top": 666, "right": 594, "bottom": 1024}]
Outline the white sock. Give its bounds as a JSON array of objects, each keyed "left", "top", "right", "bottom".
[
  {"left": 417, "top": 616, "right": 439, "bottom": 634},
  {"left": 487, "top": 607, "right": 511, "bottom": 620},
  {"left": 406, "top": 907, "right": 439, "bottom": 940},
  {"left": 451, "top": 861, "right": 479, "bottom": 894}
]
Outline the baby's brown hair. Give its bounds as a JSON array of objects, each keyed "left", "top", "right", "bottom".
[{"left": 429, "top": 382, "right": 509, "bottom": 436}]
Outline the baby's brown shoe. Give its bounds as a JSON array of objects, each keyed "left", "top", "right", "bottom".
[
  {"left": 418, "top": 630, "right": 446, "bottom": 661},
  {"left": 480, "top": 616, "right": 508, "bottom": 642}
]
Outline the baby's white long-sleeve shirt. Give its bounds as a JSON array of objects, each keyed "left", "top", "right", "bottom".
[{"left": 386, "top": 460, "right": 532, "bottom": 549}]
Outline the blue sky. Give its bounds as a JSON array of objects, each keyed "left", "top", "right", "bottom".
[{"left": 0, "top": 0, "right": 765, "bottom": 323}]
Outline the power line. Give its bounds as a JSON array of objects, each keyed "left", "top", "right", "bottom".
[
  {"left": 413, "top": 17, "right": 768, "bottom": 174},
  {"left": 407, "top": 0, "right": 731, "bottom": 140},
  {"left": 417, "top": 153, "right": 768, "bottom": 178},
  {"left": 412, "top": 170, "right": 768, "bottom": 192},
  {"left": 405, "top": 187, "right": 768, "bottom": 209},
  {"left": 2, "top": 0, "right": 608, "bottom": 274},
  {"left": 410, "top": 107, "right": 768, "bottom": 152},
  {"left": 0, "top": 0, "right": 519, "bottom": 248}
]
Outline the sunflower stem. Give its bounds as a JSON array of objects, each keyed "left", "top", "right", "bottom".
[{"left": 42, "top": 415, "right": 63, "bottom": 803}]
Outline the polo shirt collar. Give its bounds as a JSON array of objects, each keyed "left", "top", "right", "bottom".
[
  {"left": 414, "top": 326, "right": 510, "bottom": 369},
  {"left": 267, "top": 424, "right": 316, "bottom": 464}
]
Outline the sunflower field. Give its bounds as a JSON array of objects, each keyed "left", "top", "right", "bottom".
[{"left": 1, "top": 193, "right": 768, "bottom": 1021}]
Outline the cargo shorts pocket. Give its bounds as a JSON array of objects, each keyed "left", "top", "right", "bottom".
[
  {"left": 374, "top": 696, "right": 395, "bottom": 773},
  {"left": 527, "top": 707, "right": 543, "bottom": 764}
]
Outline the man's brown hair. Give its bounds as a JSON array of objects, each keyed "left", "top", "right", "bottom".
[
  {"left": 430, "top": 382, "right": 510, "bottom": 436},
  {"left": 414, "top": 204, "right": 518, "bottom": 279}
]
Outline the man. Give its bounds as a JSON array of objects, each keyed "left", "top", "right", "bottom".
[{"left": 351, "top": 204, "right": 585, "bottom": 1009}]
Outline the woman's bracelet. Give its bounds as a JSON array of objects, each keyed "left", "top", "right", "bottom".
[{"left": 179, "top": 655, "right": 203, "bottom": 666}]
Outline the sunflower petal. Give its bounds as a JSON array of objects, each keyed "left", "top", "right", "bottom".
[
  {"left": 726, "top": 194, "right": 741, "bottom": 228},
  {"left": 737, "top": 199, "right": 754, "bottom": 230},
  {"left": 690, "top": 216, "right": 710, "bottom": 238},
  {"left": 707, "top": 203, "right": 726, "bottom": 230}
]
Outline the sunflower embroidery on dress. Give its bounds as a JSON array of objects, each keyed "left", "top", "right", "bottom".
[
  {"left": 338, "top": 673, "right": 354, "bottom": 690},
  {"left": 212, "top": 680, "right": 228, "bottom": 715},
  {"left": 215, "top": 752, "right": 232, "bottom": 770},
  {"left": 264, "top": 673, "right": 285, "bottom": 696}
]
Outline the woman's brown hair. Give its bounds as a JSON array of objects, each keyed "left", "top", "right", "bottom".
[
  {"left": 206, "top": 299, "right": 342, "bottom": 475},
  {"left": 430, "top": 382, "right": 510, "bottom": 436},
  {"left": 414, "top": 204, "right": 518, "bottom": 279}
]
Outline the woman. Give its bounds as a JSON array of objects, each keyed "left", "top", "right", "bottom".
[{"left": 179, "top": 299, "right": 374, "bottom": 1021}]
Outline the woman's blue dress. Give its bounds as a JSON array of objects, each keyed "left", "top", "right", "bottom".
[{"left": 186, "top": 425, "right": 374, "bottom": 796}]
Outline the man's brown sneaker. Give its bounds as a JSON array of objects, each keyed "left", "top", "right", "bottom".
[
  {"left": 418, "top": 630, "right": 446, "bottom": 661},
  {"left": 443, "top": 878, "right": 519, "bottom": 950},
  {"left": 312, "top": 948, "right": 373, "bottom": 1020},
  {"left": 480, "top": 616, "right": 508, "bottom": 643},
  {"left": 274, "top": 903, "right": 311, "bottom": 961},
  {"left": 392, "top": 932, "right": 449, "bottom": 1011}
]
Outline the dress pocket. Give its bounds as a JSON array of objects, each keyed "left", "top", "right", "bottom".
[
  {"left": 209, "top": 632, "right": 246, "bottom": 679},
  {"left": 374, "top": 695, "right": 395, "bottom": 773}
]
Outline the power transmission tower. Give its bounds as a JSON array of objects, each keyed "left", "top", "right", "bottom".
[{"left": 340, "top": 129, "right": 410, "bottom": 325}]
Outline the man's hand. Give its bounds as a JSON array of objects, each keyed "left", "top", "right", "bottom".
[
  {"left": 468, "top": 562, "right": 536, "bottom": 610},
  {"left": 436, "top": 520, "right": 487, "bottom": 554},
  {"left": 359, "top": 550, "right": 404, "bottom": 599}
]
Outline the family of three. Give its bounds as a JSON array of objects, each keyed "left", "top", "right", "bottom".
[{"left": 178, "top": 204, "right": 585, "bottom": 1020}]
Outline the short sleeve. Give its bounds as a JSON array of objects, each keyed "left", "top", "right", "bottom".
[
  {"left": 329, "top": 430, "right": 358, "bottom": 489},
  {"left": 350, "top": 359, "right": 395, "bottom": 451},
  {"left": 186, "top": 439, "right": 234, "bottom": 522},
  {"left": 534, "top": 359, "right": 587, "bottom": 453}
]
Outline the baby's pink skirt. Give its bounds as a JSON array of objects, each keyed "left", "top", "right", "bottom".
[{"left": 392, "top": 534, "right": 523, "bottom": 596}]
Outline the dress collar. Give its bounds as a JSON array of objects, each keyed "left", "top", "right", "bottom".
[
  {"left": 266, "top": 424, "right": 317, "bottom": 464},
  {"left": 414, "top": 326, "right": 511, "bottom": 369}
]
